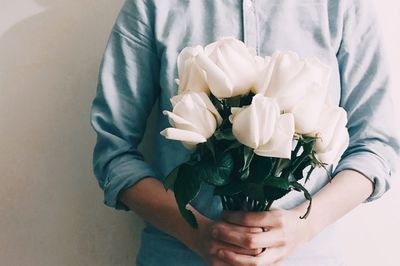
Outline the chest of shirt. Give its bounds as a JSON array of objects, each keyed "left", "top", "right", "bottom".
[{"left": 150, "top": 0, "right": 343, "bottom": 108}]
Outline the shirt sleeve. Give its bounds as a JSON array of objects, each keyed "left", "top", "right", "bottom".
[
  {"left": 332, "top": 0, "right": 400, "bottom": 202},
  {"left": 89, "top": 0, "right": 161, "bottom": 210}
]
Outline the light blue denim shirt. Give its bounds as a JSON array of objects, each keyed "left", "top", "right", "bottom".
[{"left": 90, "top": 0, "right": 400, "bottom": 265}]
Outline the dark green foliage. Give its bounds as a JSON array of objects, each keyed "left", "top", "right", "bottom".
[
  {"left": 163, "top": 165, "right": 179, "bottom": 191},
  {"left": 163, "top": 95, "right": 324, "bottom": 228},
  {"left": 197, "top": 152, "right": 234, "bottom": 186},
  {"left": 239, "top": 146, "right": 254, "bottom": 180},
  {"left": 290, "top": 182, "right": 312, "bottom": 219},
  {"left": 173, "top": 163, "right": 202, "bottom": 228}
]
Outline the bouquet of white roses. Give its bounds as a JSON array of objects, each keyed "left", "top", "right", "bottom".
[{"left": 160, "top": 36, "right": 349, "bottom": 228}]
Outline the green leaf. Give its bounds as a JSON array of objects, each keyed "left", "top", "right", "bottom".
[
  {"left": 274, "top": 159, "right": 291, "bottom": 176},
  {"left": 209, "top": 93, "right": 223, "bottom": 111},
  {"left": 239, "top": 91, "right": 255, "bottom": 106},
  {"left": 227, "top": 95, "right": 241, "bottom": 107},
  {"left": 163, "top": 165, "right": 180, "bottom": 191},
  {"left": 223, "top": 141, "right": 242, "bottom": 153},
  {"left": 292, "top": 156, "right": 312, "bottom": 181},
  {"left": 248, "top": 155, "right": 273, "bottom": 183},
  {"left": 205, "top": 138, "right": 216, "bottom": 162},
  {"left": 304, "top": 165, "right": 315, "bottom": 184},
  {"left": 189, "top": 149, "right": 202, "bottom": 163},
  {"left": 262, "top": 176, "right": 291, "bottom": 201},
  {"left": 290, "top": 182, "right": 312, "bottom": 219},
  {"left": 244, "top": 183, "right": 265, "bottom": 202},
  {"left": 301, "top": 137, "right": 316, "bottom": 155},
  {"left": 174, "top": 163, "right": 202, "bottom": 228},
  {"left": 263, "top": 176, "right": 290, "bottom": 190},
  {"left": 214, "top": 128, "right": 236, "bottom": 141},
  {"left": 300, "top": 135, "right": 318, "bottom": 144},
  {"left": 263, "top": 186, "right": 290, "bottom": 202},
  {"left": 198, "top": 152, "right": 234, "bottom": 186},
  {"left": 214, "top": 180, "right": 245, "bottom": 196},
  {"left": 239, "top": 146, "right": 254, "bottom": 180}
]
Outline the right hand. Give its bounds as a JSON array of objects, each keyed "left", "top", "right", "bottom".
[{"left": 191, "top": 217, "right": 264, "bottom": 266}]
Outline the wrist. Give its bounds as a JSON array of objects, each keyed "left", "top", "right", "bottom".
[
  {"left": 180, "top": 208, "right": 212, "bottom": 256},
  {"left": 292, "top": 205, "right": 316, "bottom": 243}
]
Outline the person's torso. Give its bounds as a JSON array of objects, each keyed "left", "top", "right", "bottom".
[{"left": 140, "top": 1, "right": 348, "bottom": 264}]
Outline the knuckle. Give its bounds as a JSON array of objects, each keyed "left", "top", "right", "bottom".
[
  {"left": 211, "top": 223, "right": 226, "bottom": 239},
  {"left": 275, "top": 215, "right": 285, "bottom": 227},
  {"left": 243, "top": 234, "right": 256, "bottom": 248},
  {"left": 212, "top": 222, "right": 223, "bottom": 231},
  {"left": 224, "top": 230, "right": 234, "bottom": 240},
  {"left": 252, "top": 248, "right": 263, "bottom": 256},
  {"left": 206, "top": 241, "right": 216, "bottom": 254},
  {"left": 275, "top": 218, "right": 284, "bottom": 227}
]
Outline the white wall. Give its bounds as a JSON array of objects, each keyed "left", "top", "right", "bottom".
[{"left": 0, "top": 1, "right": 399, "bottom": 265}]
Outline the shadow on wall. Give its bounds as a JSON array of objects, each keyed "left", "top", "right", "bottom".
[{"left": 0, "top": 1, "right": 152, "bottom": 265}]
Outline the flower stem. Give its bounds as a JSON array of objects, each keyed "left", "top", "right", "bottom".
[{"left": 220, "top": 194, "right": 274, "bottom": 212}]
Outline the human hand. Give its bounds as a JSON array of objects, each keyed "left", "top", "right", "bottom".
[
  {"left": 192, "top": 217, "right": 265, "bottom": 266},
  {"left": 213, "top": 208, "right": 313, "bottom": 266}
]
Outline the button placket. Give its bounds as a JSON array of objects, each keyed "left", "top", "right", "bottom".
[{"left": 242, "top": 0, "right": 258, "bottom": 54}]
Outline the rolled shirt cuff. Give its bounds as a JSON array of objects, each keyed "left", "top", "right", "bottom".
[
  {"left": 102, "top": 159, "right": 161, "bottom": 211},
  {"left": 332, "top": 151, "right": 392, "bottom": 203}
]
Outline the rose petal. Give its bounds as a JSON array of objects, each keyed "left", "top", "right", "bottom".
[
  {"left": 162, "top": 110, "right": 199, "bottom": 134},
  {"left": 195, "top": 51, "right": 233, "bottom": 98},
  {"left": 160, "top": 128, "right": 207, "bottom": 144},
  {"left": 314, "top": 105, "right": 348, "bottom": 151},
  {"left": 291, "top": 84, "right": 327, "bottom": 134},
  {"left": 254, "top": 113, "right": 295, "bottom": 159},
  {"left": 173, "top": 93, "right": 218, "bottom": 138},
  {"left": 316, "top": 126, "right": 349, "bottom": 164},
  {"left": 232, "top": 94, "right": 279, "bottom": 148}
]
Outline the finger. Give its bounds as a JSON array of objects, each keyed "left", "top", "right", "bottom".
[
  {"left": 208, "top": 239, "right": 263, "bottom": 256},
  {"left": 222, "top": 244, "right": 264, "bottom": 256},
  {"left": 209, "top": 255, "right": 232, "bottom": 266},
  {"left": 218, "top": 247, "right": 283, "bottom": 266},
  {"left": 214, "top": 228, "right": 285, "bottom": 249},
  {"left": 212, "top": 221, "right": 263, "bottom": 235},
  {"left": 211, "top": 221, "right": 264, "bottom": 251},
  {"left": 217, "top": 250, "right": 261, "bottom": 266},
  {"left": 221, "top": 209, "right": 285, "bottom": 227}
]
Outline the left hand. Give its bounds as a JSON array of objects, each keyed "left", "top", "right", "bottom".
[{"left": 213, "top": 208, "right": 313, "bottom": 266}]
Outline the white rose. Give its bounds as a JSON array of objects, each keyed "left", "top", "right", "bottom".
[
  {"left": 229, "top": 94, "right": 295, "bottom": 159},
  {"left": 195, "top": 36, "right": 258, "bottom": 98},
  {"left": 253, "top": 51, "right": 331, "bottom": 134},
  {"left": 176, "top": 45, "right": 209, "bottom": 94},
  {"left": 290, "top": 85, "right": 327, "bottom": 134},
  {"left": 160, "top": 92, "right": 222, "bottom": 149},
  {"left": 313, "top": 105, "right": 350, "bottom": 164}
]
